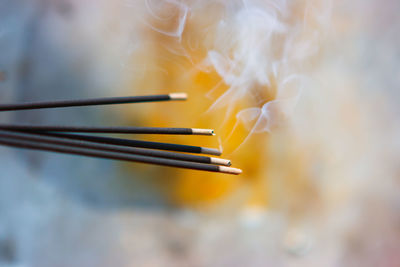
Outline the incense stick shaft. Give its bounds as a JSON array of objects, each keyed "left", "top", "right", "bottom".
[
  {"left": 31, "top": 132, "right": 222, "bottom": 155},
  {"left": 0, "top": 93, "right": 187, "bottom": 111},
  {"left": 0, "top": 124, "right": 213, "bottom": 135},
  {"left": 0, "top": 136, "right": 239, "bottom": 174},
  {"left": 0, "top": 130, "right": 229, "bottom": 165}
]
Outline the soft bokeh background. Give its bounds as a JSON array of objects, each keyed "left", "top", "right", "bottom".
[{"left": 0, "top": 0, "right": 400, "bottom": 266}]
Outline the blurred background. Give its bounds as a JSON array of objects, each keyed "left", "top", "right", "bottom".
[{"left": 0, "top": 0, "right": 400, "bottom": 266}]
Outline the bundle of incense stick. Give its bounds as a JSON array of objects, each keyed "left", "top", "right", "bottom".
[{"left": 0, "top": 93, "right": 241, "bottom": 175}]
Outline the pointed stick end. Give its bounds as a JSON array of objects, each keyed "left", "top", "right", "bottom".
[
  {"left": 191, "top": 128, "right": 214, "bottom": 136},
  {"left": 169, "top": 93, "right": 188, "bottom": 100},
  {"left": 210, "top": 157, "right": 231, "bottom": 166},
  {"left": 218, "top": 166, "right": 242, "bottom": 175},
  {"left": 201, "top": 147, "right": 222, "bottom": 156}
]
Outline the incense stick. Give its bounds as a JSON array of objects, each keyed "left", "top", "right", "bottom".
[
  {"left": 0, "top": 130, "right": 230, "bottom": 166},
  {"left": 27, "top": 132, "right": 222, "bottom": 155},
  {"left": 0, "top": 136, "right": 241, "bottom": 174},
  {"left": 0, "top": 124, "right": 214, "bottom": 135},
  {"left": 0, "top": 93, "right": 187, "bottom": 111},
  {"left": 0, "top": 92, "right": 243, "bottom": 174}
]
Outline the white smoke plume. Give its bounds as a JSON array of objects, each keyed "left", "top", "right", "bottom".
[
  {"left": 135, "top": 0, "right": 331, "bottom": 143},
  {"left": 204, "top": 0, "right": 330, "bottom": 134}
]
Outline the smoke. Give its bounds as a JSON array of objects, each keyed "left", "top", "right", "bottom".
[
  {"left": 135, "top": 0, "right": 331, "bottom": 142},
  {"left": 141, "top": 0, "right": 189, "bottom": 39},
  {"left": 203, "top": 0, "right": 330, "bottom": 137}
]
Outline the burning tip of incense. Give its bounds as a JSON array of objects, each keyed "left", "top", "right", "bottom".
[
  {"left": 201, "top": 147, "right": 222, "bottom": 156},
  {"left": 168, "top": 93, "right": 187, "bottom": 100},
  {"left": 218, "top": 166, "right": 242, "bottom": 175},
  {"left": 191, "top": 128, "right": 214, "bottom": 135},
  {"left": 210, "top": 157, "right": 231, "bottom": 166}
]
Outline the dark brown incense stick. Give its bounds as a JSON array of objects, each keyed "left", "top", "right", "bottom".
[
  {"left": 0, "top": 130, "right": 230, "bottom": 166},
  {"left": 0, "top": 136, "right": 241, "bottom": 174},
  {"left": 0, "top": 124, "right": 214, "bottom": 135},
  {"left": 27, "top": 132, "right": 222, "bottom": 155},
  {"left": 0, "top": 93, "right": 187, "bottom": 111}
]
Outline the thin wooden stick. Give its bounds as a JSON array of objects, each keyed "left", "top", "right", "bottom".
[
  {"left": 0, "top": 130, "right": 230, "bottom": 166},
  {"left": 0, "top": 93, "right": 187, "bottom": 111},
  {"left": 0, "top": 124, "right": 214, "bottom": 135},
  {"left": 26, "top": 131, "right": 222, "bottom": 155},
  {"left": 0, "top": 136, "right": 241, "bottom": 174}
]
